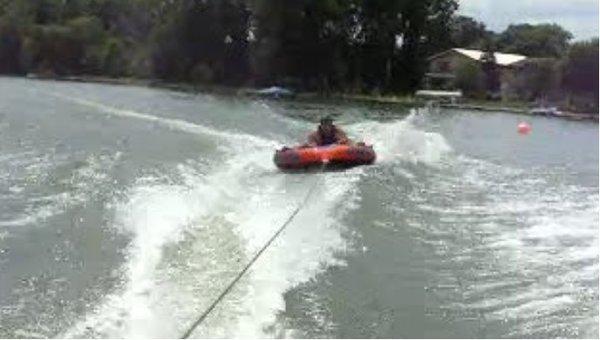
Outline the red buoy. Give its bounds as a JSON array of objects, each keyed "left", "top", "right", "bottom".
[{"left": 518, "top": 122, "right": 531, "bottom": 134}]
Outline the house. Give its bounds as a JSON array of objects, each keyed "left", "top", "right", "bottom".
[{"left": 425, "top": 48, "right": 528, "bottom": 98}]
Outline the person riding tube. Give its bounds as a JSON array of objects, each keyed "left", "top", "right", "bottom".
[{"left": 306, "top": 116, "right": 351, "bottom": 147}]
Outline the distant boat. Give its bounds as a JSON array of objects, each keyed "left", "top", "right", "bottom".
[
  {"left": 415, "top": 90, "right": 462, "bottom": 104},
  {"left": 530, "top": 106, "right": 562, "bottom": 116},
  {"left": 251, "top": 86, "right": 295, "bottom": 99}
]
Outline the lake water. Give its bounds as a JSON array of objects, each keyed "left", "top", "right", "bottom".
[{"left": 0, "top": 77, "right": 597, "bottom": 338}]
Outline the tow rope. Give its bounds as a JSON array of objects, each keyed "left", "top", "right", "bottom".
[{"left": 180, "top": 168, "right": 324, "bottom": 338}]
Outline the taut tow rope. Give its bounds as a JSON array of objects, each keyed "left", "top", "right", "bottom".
[{"left": 180, "top": 169, "right": 323, "bottom": 338}]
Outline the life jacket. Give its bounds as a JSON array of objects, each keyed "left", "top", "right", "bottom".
[
  {"left": 319, "top": 129, "right": 338, "bottom": 145},
  {"left": 316, "top": 126, "right": 343, "bottom": 146}
]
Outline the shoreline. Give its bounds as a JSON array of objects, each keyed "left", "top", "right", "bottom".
[
  {"left": 23, "top": 74, "right": 599, "bottom": 122},
  {"left": 440, "top": 103, "right": 598, "bottom": 121}
]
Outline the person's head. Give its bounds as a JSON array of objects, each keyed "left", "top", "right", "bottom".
[{"left": 319, "top": 116, "right": 334, "bottom": 135}]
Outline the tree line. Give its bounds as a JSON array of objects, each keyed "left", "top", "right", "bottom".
[{"left": 0, "top": 0, "right": 597, "bottom": 103}]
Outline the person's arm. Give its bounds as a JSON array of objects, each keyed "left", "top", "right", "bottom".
[
  {"left": 305, "top": 132, "right": 320, "bottom": 147},
  {"left": 334, "top": 128, "right": 351, "bottom": 145}
]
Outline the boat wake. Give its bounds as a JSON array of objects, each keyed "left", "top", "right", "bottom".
[{"left": 56, "top": 100, "right": 450, "bottom": 338}]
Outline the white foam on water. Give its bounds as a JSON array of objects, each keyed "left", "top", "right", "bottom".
[
  {"left": 42, "top": 90, "right": 277, "bottom": 149},
  {"left": 172, "top": 111, "right": 449, "bottom": 337},
  {"left": 33, "top": 90, "right": 366, "bottom": 338},
  {"left": 219, "top": 169, "right": 361, "bottom": 338},
  {"left": 421, "top": 152, "right": 599, "bottom": 337},
  {"left": 54, "top": 101, "right": 593, "bottom": 338},
  {"left": 61, "top": 127, "right": 364, "bottom": 338},
  {"left": 120, "top": 182, "right": 224, "bottom": 338},
  {"left": 348, "top": 111, "right": 452, "bottom": 165},
  {"left": 61, "top": 172, "right": 223, "bottom": 338},
  {"left": 0, "top": 151, "right": 121, "bottom": 228}
]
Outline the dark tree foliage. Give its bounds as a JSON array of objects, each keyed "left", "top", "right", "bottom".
[
  {"left": 497, "top": 23, "right": 573, "bottom": 58},
  {"left": 0, "top": 0, "right": 463, "bottom": 93},
  {"left": 149, "top": 0, "right": 250, "bottom": 84},
  {"left": 1, "top": 0, "right": 594, "bottom": 102},
  {"left": 0, "top": 21, "right": 23, "bottom": 74},
  {"left": 450, "top": 15, "right": 491, "bottom": 48},
  {"left": 423, "top": 0, "right": 459, "bottom": 55},
  {"left": 562, "top": 38, "right": 599, "bottom": 98}
]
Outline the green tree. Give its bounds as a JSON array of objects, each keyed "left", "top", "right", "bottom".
[
  {"left": 149, "top": 0, "right": 250, "bottom": 83},
  {"left": 101, "top": 36, "right": 126, "bottom": 77},
  {"left": 562, "top": 38, "right": 599, "bottom": 96},
  {"left": 0, "top": 0, "right": 472, "bottom": 94},
  {"left": 251, "top": 0, "right": 355, "bottom": 91},
  {"left": 527, "top": 59, "right": 559, "bottom": 99},
  {"left": 423, "top": 0, "right": 459, "bottom": 54},
  {"left": 0, "top": 20, "right": 24, "bottom": 74},
  {"left": 24, "top": 15, "right": 105, "bottom": 75},
  {"left": 453, "top": 59, "right": 484, "bottom": 96},
  {"left": 348, "top": 0, "right": 458, "bottom": 92},
  {"left": 497, "top": 23, "right": 573, "bottom": 58},
  {"left": 68, "top": 15, "right": 106, "bottom": 73},
  {"left": 450, "top": 15, "right": 491, "bottom": 48}
]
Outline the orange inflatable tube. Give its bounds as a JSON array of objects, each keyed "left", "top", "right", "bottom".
[{"left": 274, "top": 144, "right": 376, "bottom": 170}]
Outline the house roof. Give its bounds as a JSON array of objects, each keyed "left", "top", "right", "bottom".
[{"left": 429, "top": 48, "right": 527, "bottom": 66}]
